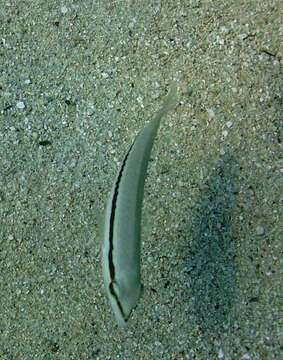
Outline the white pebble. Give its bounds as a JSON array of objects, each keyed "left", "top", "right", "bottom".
[
  {"left": 16, "top": 101, "right": 25, "bottom": 109},
  {"left": 242, "top": 354, "right": 251, "bottom": 360},
  {"left": 61, "top": 6, "right": 68, "bottom": 14},
  {"left": 220, "top": 26, "right": 229, "bottom": 33},
  {"left": 207, "top": 108, "right": 215, "bottom": 120},
  {"left": 239, "top": 33, "right": 248, "bottom": 40},
  {"left": 16, "top": 288, "right": 21, "bottom": 296},
  {"left": 218, "top": 348, "right": 225, "bottom": 359},
  {"left": 101, "top": 71, "right": 109, "bottom": 79},
  {"left": 222, "top": 130, "right": 228, "bottom": 138}
]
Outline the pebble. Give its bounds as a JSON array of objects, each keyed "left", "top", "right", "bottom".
[
  {"left": 239, "top": 33, "right": 248, "bottom": 40},
  {"left": 16, "top": 101, "right": 25, "bottom": 109},
  {"left": 32, "top": 132, "right": 39, "bottom": 140},
  {"left": 218, "top": 348, "right": 225, "bottom": 359},
  {"left": 207, "top": 108, "right": 215, "bottom": 120},
  {"left": 242, "top": 354, "right": 251, "bottom": 360},
  {"left": 222, "top": 129, "right": 228, "bottom": 138},
  {"left": 61, "top": 6, "right": 68, "bottom": 14},
  {"left": 186, "top": 85, "right": 193, "bottom": 96},
  {"left": 256, "top": 225, "right": 265, "bottom": 236}
]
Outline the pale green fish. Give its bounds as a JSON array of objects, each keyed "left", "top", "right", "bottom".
[{"left": 102, "top": 85, "right": 177, "bottom": 327}]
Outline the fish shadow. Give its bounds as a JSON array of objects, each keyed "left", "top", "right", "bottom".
[{"left": 186, "top": 153, "right": 239, "bottom": 334}]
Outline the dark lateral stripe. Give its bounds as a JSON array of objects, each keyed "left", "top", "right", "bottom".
[
  {"left": 109, "top": 282, "right": 127, "bottom": 321},
  {"left": 108, "top": 142, "right": 134, "bottom": 282}
]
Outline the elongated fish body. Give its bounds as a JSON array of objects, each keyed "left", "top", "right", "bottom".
[{"left": 102, "top": 86, "right": 177, "bottom": 327}]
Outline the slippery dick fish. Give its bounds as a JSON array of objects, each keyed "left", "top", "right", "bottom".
[{"left": 102, "top": 85, "right": 177, "bottom": 327}]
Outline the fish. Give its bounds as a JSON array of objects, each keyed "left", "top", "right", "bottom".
[{"left": 102, "top": 84, "right": 177, "bottom": 327}]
